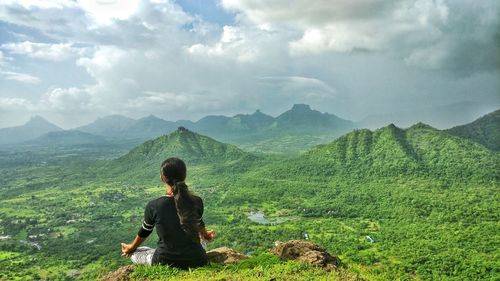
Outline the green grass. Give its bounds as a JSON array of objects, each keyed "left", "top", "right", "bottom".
[{"left": 124, "top": 254, "right": 360, "bottom": 281}]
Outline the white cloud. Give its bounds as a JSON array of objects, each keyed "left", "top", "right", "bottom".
[
  {"left": 0, "top": 0, "right": 75, "bottom": 9},
  {"left": 77, "top": 0, "right": 141, "bottom": 26},
  {"left": 1, "top": 41, "right": 82, "bottom": 61},
  {"left": 40, "top": 87, "right": 93, "bottom": 111},
  {"left": 0, "top": 71, "right": 41, "bottom": 84},
  {"left": 186, "top": 25, "right": 257, "bottom": 62},
  {"left": 0, "top": 97, "right": 35, "bottom": 111}
]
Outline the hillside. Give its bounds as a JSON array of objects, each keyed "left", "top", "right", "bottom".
[
  {"left": 0, "top": 116, "right": 62, "bottom": 145},
  {"left": 107, "top": 127, "right": 256, "bottom": 181},
  {"left": 445, "top": 109, "right": 500, "bottom": 151},
  {"left": 118, "top": 127, "right": 249, "bottom": 162},
  {"left": 282, "top": 123, "right": 500, "bottom": 181}
]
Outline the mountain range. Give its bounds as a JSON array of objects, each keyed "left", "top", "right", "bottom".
[
  {"left": 108, "top": 118, "right": 499, "bottom": 184},
  {"left": 1, "top": 105, "right": 498, "bottom": 154},
  {"left": 0, "top": 104, "right": 355, "bottom": 148}
]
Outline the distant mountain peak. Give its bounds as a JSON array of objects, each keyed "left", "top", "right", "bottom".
[
  {"left": 387, "top": 123, "right": 397, "bottom": 129},
  {"left": 252, "top": 109, "right": 265, "bottom": 116},
  {"left": 408, "top": 122, "right": 436, "bottom": 130},
  {"left": 25, "top": 116, "right": 61, "bottom": 130},
  {"left": 291, "top": 104, "right": 312, "bottom": 111},
  {"left": 27, "top": 115, "right": 51, "bottom": 124},
  {"left": 141, "top": 114, "right": 160, "bottom": 120},
  {"left": 176, "top": 126, "right": 190, "bottom": 133},
  {"left": 29, "top": 115, "right": 46, "bottom": 121},
  {"left": 0, "top": 115, "right": 62, "bottom": 145}
]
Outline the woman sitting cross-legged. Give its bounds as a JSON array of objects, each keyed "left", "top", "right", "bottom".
[{"left": 121, "top": 157, "right": 215, "bottom": 269}]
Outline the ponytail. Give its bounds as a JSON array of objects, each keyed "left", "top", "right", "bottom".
[
  {"left": 161, "top": 158, "right": 202, "bottom": 242},
  {"left": 172, "top": 180, "right": 201, "bottom": 241}
]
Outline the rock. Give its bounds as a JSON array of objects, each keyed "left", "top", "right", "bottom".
[
  {"left": 102, "top": 265, "right": 135, "bottom": 281},
  {"left": 271, "top": 240, "right": 341, "bottom": 271},
  {"left": 207, "top": 247, "right": 249, "bottom": 264}
]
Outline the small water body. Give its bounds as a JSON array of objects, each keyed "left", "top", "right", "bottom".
[{"left": 247, "top": 211, "right": 288, "bottom": 225}]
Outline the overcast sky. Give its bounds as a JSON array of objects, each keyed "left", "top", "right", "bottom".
[{"left": 0, "top": 0, "right": 498, "bottom": 128}]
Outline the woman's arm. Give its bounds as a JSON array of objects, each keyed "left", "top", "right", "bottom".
[
  {"left": 122, "top": 202, "right": 155, "bottom": 256},
  {"left": 121, "top": 235, "right": 146, "bottom": 256}
]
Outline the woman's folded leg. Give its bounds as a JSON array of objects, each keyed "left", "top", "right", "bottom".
[{"left": 130, "top": 246, "right": 155, "bottom": 265}]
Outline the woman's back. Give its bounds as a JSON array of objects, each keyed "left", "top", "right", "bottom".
[
  {"left": 121, "top": 157, "right": 213, "bottom": 269},
  {"left": 145, "top": 195, "right": 207, "bottom": 267}
]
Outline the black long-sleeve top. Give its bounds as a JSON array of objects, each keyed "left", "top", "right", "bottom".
[{"left": 137, "top": 195, "right": 207, "bottom": 268}]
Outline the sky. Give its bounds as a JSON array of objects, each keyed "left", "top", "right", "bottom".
[{"left": 0, "top": 0, "right": 498, "bottom": 129}]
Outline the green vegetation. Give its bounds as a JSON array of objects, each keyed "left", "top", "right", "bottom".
[{"left": 0, "top": 122, "right": 498, "bottom": 280}]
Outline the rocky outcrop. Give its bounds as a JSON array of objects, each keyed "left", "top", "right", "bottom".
[
  {"left": 206, "top": 246, "right": 249, "bottom": 264},
  {"left": 102, "top": 265, "right": 135, "bottom": 281},
  {"left": 271, "top": 240, "right": 341, "bottom": 271}
]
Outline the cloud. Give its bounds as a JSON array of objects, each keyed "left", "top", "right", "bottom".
[
  {"left": 0, "top": 51, "right": 6, "bottom": 65},
  {"left": 77, "top": 0, "right": 141, "bottom": 26},
  {"left": 0, "top": 97, "right": 35, "bottom": 111},
  {"left": 40, "top": 87, "right": 93, "bottom": 112},
  {"left": 0, "top": 71, "right": 41, "bottom": 84},
  {"left": 1, "top": 41, "right": 82, "bottom": 61},
  {"left": 258, "top": 76, "right": 337, "bottom": 101},
  {"left": 221, "top": 0, "right": 500, "bottom": 76},
  {"left": 0, "top": 0, "right": 498, "bottom": 128},
  {"left": 186, "top": 25, "right": 258, "bottom": 62}
]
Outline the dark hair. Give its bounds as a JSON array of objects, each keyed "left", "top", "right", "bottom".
[{"left": 160, "top": 157, "right": 201, "bottom": 242}]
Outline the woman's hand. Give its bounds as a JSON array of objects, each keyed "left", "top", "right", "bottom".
[
  {"left": 203, "top": 229, "right": 215, "bottom": 242},
  {"left": 121, "top": 243, "right": 134, "bottom": 256}
]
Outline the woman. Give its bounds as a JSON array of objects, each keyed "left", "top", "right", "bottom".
[{"left": 121, "top": 157, "right": 215, "bottom": 268}]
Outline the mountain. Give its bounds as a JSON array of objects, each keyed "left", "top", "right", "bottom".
[
  {"left": 109, "top": 127, "right": 255, "bottom": 180},
  {"left": 445, "top": 109, "right": 500, "bottom": 151},
  {"left": 0, "top": 115, "right": 63, "bottom": 145},
  {"left": 120, "top": 115, "right": 177, "bottom": 139},
  {"left": 190, "top": 104, "right": 355, "bottom": 149},
  {"left": 358, "top": 101, "right": 497, "bottom": 129},
  {"left": 76, "top": 115, "right": 136, "bottom": 137},
  {"left": 77, "top": 114, "right": 186, "bottom": 140},
  {"left": 192, "top": 109, "right": 275, "bottom": 137},
  {"left": 120, "top": 127, "right": 249, "bottom": 162},
  {"left": 296, "top": 122, "right": 499, "bottom": 181},
  {"left": 26, "top": 130, "right": 107, "bottom": 146},
  {"left": 192, "top": 115, "right": 232, "bottom": 136},
  {"left": 273, "top": 104, "right": 353, "bottom": 132}
]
